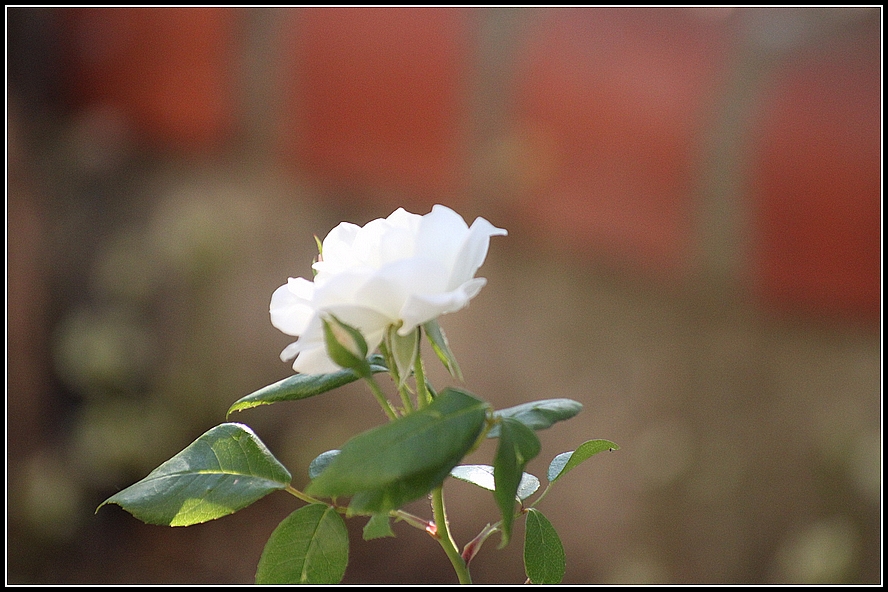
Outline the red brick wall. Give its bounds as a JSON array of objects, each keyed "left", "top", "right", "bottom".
[
  {"left": 279, "top": 8, "right": 473, "bottom": 210},
  {"left": 748, "top": 18, "right": 881, "bottom": 321},
  {"left": 62, "top": 7, "right": 238, "bottom": 153},
  {"left": 505, "top": 8, "right": 733, "bottom": 278},
  {"left": 57, "top": 7, "right": 881, "bottom": 323}
]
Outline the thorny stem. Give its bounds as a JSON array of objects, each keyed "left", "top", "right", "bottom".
[
  {"left": 461, "top": 522, "right": 500, "bottom": 566},
  {"left": 397, "top": 382, "right": 415, "bottom": 414},
  {"left": 431, "top": 485, "right": 472, "bottom": 584},
  {"left": 392, "top": 509, "right": 435, "bottom": 532},
  {"left": 414, "top": 350, "right": 432, "bottom": 409},
  {"left": 379, "top": 338, "right": 415, "bottom": 414},
  {"left": 364, "top": 373, "right": 399, "bottom": 421},
  {"left": 284, "top": 484, "right": 324, "bottom": 505},
  {"left": 286, "top": 484, "right": 438, "bottom": 533},
  {"left": 528, "top": 483, "right": 554, "bottom": 508},
  {"left": 360, "top": 336, "right": 469, "bottom": 583}
]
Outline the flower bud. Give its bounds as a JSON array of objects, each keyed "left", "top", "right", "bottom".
[{"left": 322, "top": 315, "right": 371, "bottom": 377}]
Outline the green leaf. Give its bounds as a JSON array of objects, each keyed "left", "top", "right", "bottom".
[
  {"left": 308, "top": 450, "right": 341, "bottom": 479},
  {"left": 227, "top": 356, "right": 387, "bottom": 416},
  {"left": 524, "top": 508, "right": 565, "bottom": 584},
  {"left": 306, "top": 388, "right": 488, "bottom": 514},
  {"left": 547, "top": 439, "right": 619, "bottom": 483},
  {"left": 255, "top": 504, "right": 348, "bottom": 584},
  {"left": 362, "top": 513, "right": 395, "bottom": 540},
  {"left": 487, "top": 398, "right": 583, "bottom": 438},
  {"left": 493, "top": 418, "right": 541, "bottom": 547},
  {"left": 97, "top": 423, "right": 291, "bottom": 526},
  {"left": 450, "top": 464, "right": 540, "bottom": 500},
  {"left": 424, "top": 319, "right": 462, "bottom": 380},
  {"left": 390, "top": 326, "right": 419, "bottom": 387}
]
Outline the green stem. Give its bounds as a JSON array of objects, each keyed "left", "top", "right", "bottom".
[
  {"left": 414, "top": 351, "right": 431, "bottom": 409},
  {"left": 287, "top": 485, "right": 432, "bottom": 530},
  {"left": 528, "top": 483, "right": 553, "bottom": 508},
  {"left": 431, "top": 486, "right": 472, "bottom": 584},
  {"left": 462, "top": 521, "right": 501, "bottom": 566},
  {"left": 381, "top": 333, "right": 415, "bottom": 414},
  {"left": 284, "top": 484, "right": 325, "bottom": 505},
  {"left": 392, "top": 509, "right": 435, "bottom": 532},
  {"left": 398, "top": 383, "right": 416, "bottom": 414},
  {"left": 364, "top": 374, "right": 399, "bottom": 421}
]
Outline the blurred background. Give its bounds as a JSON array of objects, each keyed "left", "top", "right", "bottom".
[{"left": 6, "top": 7, "right": 881, "bottom": 584}]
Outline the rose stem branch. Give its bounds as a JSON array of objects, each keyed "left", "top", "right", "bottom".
[
  {"left": 287, "top": 486, "right": 434, "bottom": 532},
  {"left": 363, "top": 374, "right": 399, "bottom": 421},
  {"left": 413, "top": 351, "right": 432, "bottom": 409},
  {"left": 431, "top": 485, "right": 472, "bottom": 584},
  {"left": 380, "top": 338, "right": 415, "bottom": 414},
  {"left": 461, "top": 521, "right": 500, "bottom": 566},
  {"left": 284, "top": 484, "right": 324, "bottom": 505}
]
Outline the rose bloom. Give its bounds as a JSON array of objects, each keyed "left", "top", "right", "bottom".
[{"left": 270, "top": 205, "right": 507, "bottom": 374}]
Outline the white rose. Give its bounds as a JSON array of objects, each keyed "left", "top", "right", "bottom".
[{"left": 270, "top": 204, "right": 507, "bottom": 374}]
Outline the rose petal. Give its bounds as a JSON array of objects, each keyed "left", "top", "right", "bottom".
[
  {"left": 414, "top": 205, "right": 470, "bottom": 278},
  {"left": 279, "top": 340, "right": 302, "bottom": 362},
  {"left": 314, "top": 222, "right": 361, "bottom": 276},
  {"left": 354, "top": 258, "right": 450, "bottom": 319},
  {"left": 399, "top": 278, "right": 487, "bottom": 333},
  {"left": 270, "top": 205, "right": 505, "bottom": 374},
  {"left": 292, "top": 345, "right": 343, "bottom": 375},
  {"left": 270, "top": 277, "right": 316, "bottom": 336},
  {"left": 449, "top": 217, "right": 507, "bottom": 289}
]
